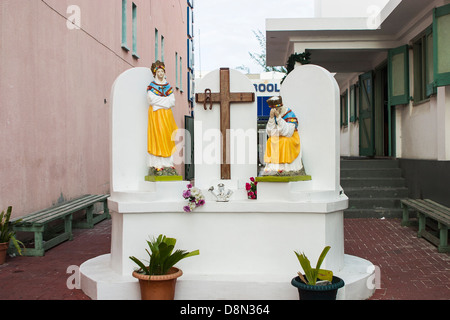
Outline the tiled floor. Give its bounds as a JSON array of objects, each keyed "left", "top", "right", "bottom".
[
  {"left": 0, "top": 218, "right": 448, "bottom": 300},
  {"left": 345, "top": 218, "right": 450, "bottom": 300}
]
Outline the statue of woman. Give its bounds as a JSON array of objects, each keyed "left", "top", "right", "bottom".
[
  {"left": 263, "top": 96, "right": 304, "bottom": 175},
  {"left": 146, "top": 61, "right": 178, "bottom": 171}
]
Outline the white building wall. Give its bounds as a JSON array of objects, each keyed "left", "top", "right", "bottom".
[{"left": 336, "top": 0, "right": 450, "bottom": 161}]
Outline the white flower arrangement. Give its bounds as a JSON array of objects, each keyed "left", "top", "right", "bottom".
[{"left": 182, "top": 184, "right": 205, "bottom": 212}]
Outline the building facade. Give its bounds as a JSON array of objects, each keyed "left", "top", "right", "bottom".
[
  {"left": 266, "top": 0, "right": 450, "bottom": 205},
  {"left": 0, "top": 0, "right": 194, "bottom": 218}
]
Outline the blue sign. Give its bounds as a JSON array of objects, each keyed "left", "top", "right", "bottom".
[
  {"left": 258, "top": 96, "right": 272, "bottom": 119},
  {"left": 253, "top": 83, "right": 280, "bottom": 93}
]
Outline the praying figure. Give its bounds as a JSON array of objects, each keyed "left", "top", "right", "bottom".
[
  {"left": 146, "top": 61, "right": 178, "bottom": 171},
  {"left": 263, "top": 96, "right": 304, "bottom": 175}
]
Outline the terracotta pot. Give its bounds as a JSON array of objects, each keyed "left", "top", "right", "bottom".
[
  {"left": 291, "top": 276, "right": 345, "bottom": 300},
  {"left": 0, "top": 242, "right": 9, "bottom": 265},
  {"left": 132, "top": 267, "right": 183, "bottom": 300}
]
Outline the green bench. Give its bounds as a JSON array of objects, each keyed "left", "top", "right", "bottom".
[
  {"left": 10, "top": 194, "right": 110, "bottom": 257},
  {"left": 401, "top": 198, "right": 450, "bottom": 253}
]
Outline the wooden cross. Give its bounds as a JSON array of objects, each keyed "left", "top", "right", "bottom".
[{"left": 195, "top": 68, "right": 255, "bottom": 180}]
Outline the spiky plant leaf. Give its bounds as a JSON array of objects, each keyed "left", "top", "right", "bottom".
[
  {"left": 294, "top": 246, "right": 332, "bottom": 285},
  {"left": 317, "top": 269, "right": 333, "bottom": 282},
  {"left": 129, "top": 256, "right": 149, "bottom": 274},
  {"left": 0, "top": 207, "right": 25, "bottom": 255},
  {"left": 130, "top": 234, "right": 199, "bottom": 275}
]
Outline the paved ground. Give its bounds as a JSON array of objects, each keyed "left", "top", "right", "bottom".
[{"left": 0, "top": 218, "right": 449, "bottom": 300}]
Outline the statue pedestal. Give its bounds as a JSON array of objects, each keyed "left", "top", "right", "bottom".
[{"left": 80, "top": 187, "right": 375, "bottom": 300}]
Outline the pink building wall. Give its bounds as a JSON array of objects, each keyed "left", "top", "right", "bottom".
[{"left": 0, "top": 0, "right": 192, "bottom": 218}]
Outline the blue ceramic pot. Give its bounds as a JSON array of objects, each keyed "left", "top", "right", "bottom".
[{"left": 291, "top": 276, "right": 345, "bottom": 300}]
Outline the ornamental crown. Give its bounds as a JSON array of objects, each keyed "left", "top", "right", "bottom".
[
  {"left": 151, "top": 60, "right": 166, "bottom": 76},
  {"left": 267, "top": 96, "right": 283, "bottom": 108}
]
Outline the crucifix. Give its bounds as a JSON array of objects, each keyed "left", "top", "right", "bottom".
[{"left": 195, "top": 68, "right": 255, "bottom": 180}]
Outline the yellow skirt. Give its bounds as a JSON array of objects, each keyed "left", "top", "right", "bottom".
[
  {"left": 264, "top": 131, "right": 300, "bottom": 164},
  {"left": 147, "top": 107, "right": 178, "bottom": 158}
]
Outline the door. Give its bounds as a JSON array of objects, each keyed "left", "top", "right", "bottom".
[
  {"left": 359, "top": 71, "right": 375, "bottom": 156},
  {"left": 374, "top": 64, "right": 389, "bottom": 156}
]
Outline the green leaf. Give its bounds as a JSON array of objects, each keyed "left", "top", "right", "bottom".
[
  {"left": 129, "top": 256, "right": 149, "bottom": 275},
  {"left": 317, "top": 269, "right": 333, "bottom": 282},
  {"left": 294, "top": 251, "right": 315, "bottom": 285},
  {"left": 315, "top": 246, "right": 331, "bottom": 273},
  {"left": 294, "top": 246, "right": 332, "bottom": 285},
  {"left": 129, "top": 234, "right": 199, "bottom": 276}
]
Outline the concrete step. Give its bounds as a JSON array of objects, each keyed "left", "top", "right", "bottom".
[
  {"left": 341, "top": 177, "right": 406, "bottom": 188},
  {"left": 340, "top": 158, "right": 407, "bottom": 219},
  {"left": 343, "top": 187, "right": 409, "bottom": 198},
  {"left": 341, "top": 159, "right": 400, "bottom": 169},
  {"left": 341, "top": 168, "right": 402, "bottom": 178},
  {"left": 348, "top": 197, "right": 401, "bottom": 209}
]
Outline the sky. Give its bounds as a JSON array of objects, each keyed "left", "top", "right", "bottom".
[{"left": 194, "top": 0, "right": 316, "bottom": 75}]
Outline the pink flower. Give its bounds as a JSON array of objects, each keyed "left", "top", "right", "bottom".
[
  {"left": 187, "top": 184, "right": 193, "bottom": 189},
  {"left": 197, "top": 199, "right": 205, "bottom": 207},
  {"left": 183, "top": 206, "right": 191, "bottom": 213},
  {"left": 182, "top": 189, "right": 191, "bottom": 199},
  {"left": 250, "top": 177, "right": 255, "bottom": 182},
  {"left": 245, "top": 183, "right": 252, "bottom": 191}
]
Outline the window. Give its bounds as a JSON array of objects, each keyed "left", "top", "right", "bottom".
[
  {"left": 349, "top": 84, "right": 358, "bottom": 123},
  {"left": 433, "top": 4, "right": 450, "bottom": 87},
  {"left": 161, "top": 35, "right": 165, "bottom": 62},
  {"left": 121, "top": 0, "right": 129, "bottom": 50},
  {"left": 340, "top": 90, "right": 348, "bottom": 127},
  {"left": 132, "top": 3, "right": 139, "bottom": 58},
  {"left": 179, "top": 56, "right": 183, "bottom": 92},
  {"left": 388, "top": 45, "right": 410, "bottom": 106},
  {"left": 413, "top": 26, "right": 435, "bottom": 103},
  {"left": 187, "top": 6, "right": 194, "bottom": 38},
  {"left": 187, "top": 39, "right": 194, "bottom": 70},
  {"left": 175, "top": 52, "right": 179, "bottom": 88},
  {"left": 155, "top": 29, "right": 159, "bottom": 61}
]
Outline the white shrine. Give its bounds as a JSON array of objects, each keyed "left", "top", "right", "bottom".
[{"left": 80, "top": 65, "right": 375, "bottom": 300}]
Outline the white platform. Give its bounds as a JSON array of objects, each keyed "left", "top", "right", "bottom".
[
  {"left": 80, "top": 253, "right": 375, "bottom": 300},
  {"left": 80, "top": 187, "right": 375, "bottom": 301}
]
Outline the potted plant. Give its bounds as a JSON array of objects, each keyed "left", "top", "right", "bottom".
[
  {"left": 129, "top": 234, "right": 199, "bottom": 300},
  {"left": 0, "top": 206, "right": 24, "bottom": 264},
  {"left": 291, "top": 246, "right": 345, "bottom": 300}
]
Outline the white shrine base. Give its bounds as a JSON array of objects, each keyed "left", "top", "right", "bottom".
[
  {"left": 80, "top": 187, "right": 375, "bottom": 300},
  {"left": 81, "top": 253, "right": 374, "bottom": 300}
]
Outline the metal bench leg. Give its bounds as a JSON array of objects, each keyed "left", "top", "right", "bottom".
[
  {"left": 86, "top": 205, "right": 94, "bottom": 228},
  {"left": 438, "top": 223, "right": 449, "bottom": 253},
  {"left": 28, "top": 226, "right": 46, "bottom": 257},
  {"left": 417, "top": 212, "right": 426, "bottom": 238},
  {"left": 65, "top": 214, "right": 73, "bottom": 241},
  {"left": 401, "top": 204, "right": 410, "bottom": 226},
  {"left": 103, "top": 200, "right": 110, "bottom": 219}
]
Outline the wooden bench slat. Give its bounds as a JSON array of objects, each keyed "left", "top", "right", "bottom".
[
  {"left": 401, "top": 198, "right": 449, "bottom": 253},
  {"left": 423, "top": 199, "right": 450, "bottom": 216},
  {"left": 32, "top": 195, "right": 108, "bottom": 225},
  {"left": 414, "top": 201, "right": 450, "bottom": 225},
  {"left": 17, "top": 195, "right": 108, "bottom": 226},
  {"left": 9, "top": 194, "right": 110, "bottom": 257},
  {"left": 401, "top": 199, "right": 450, "bottom": 225},
  {"left": 15, "top": 195, "right": 95, "bottom": 223}
]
